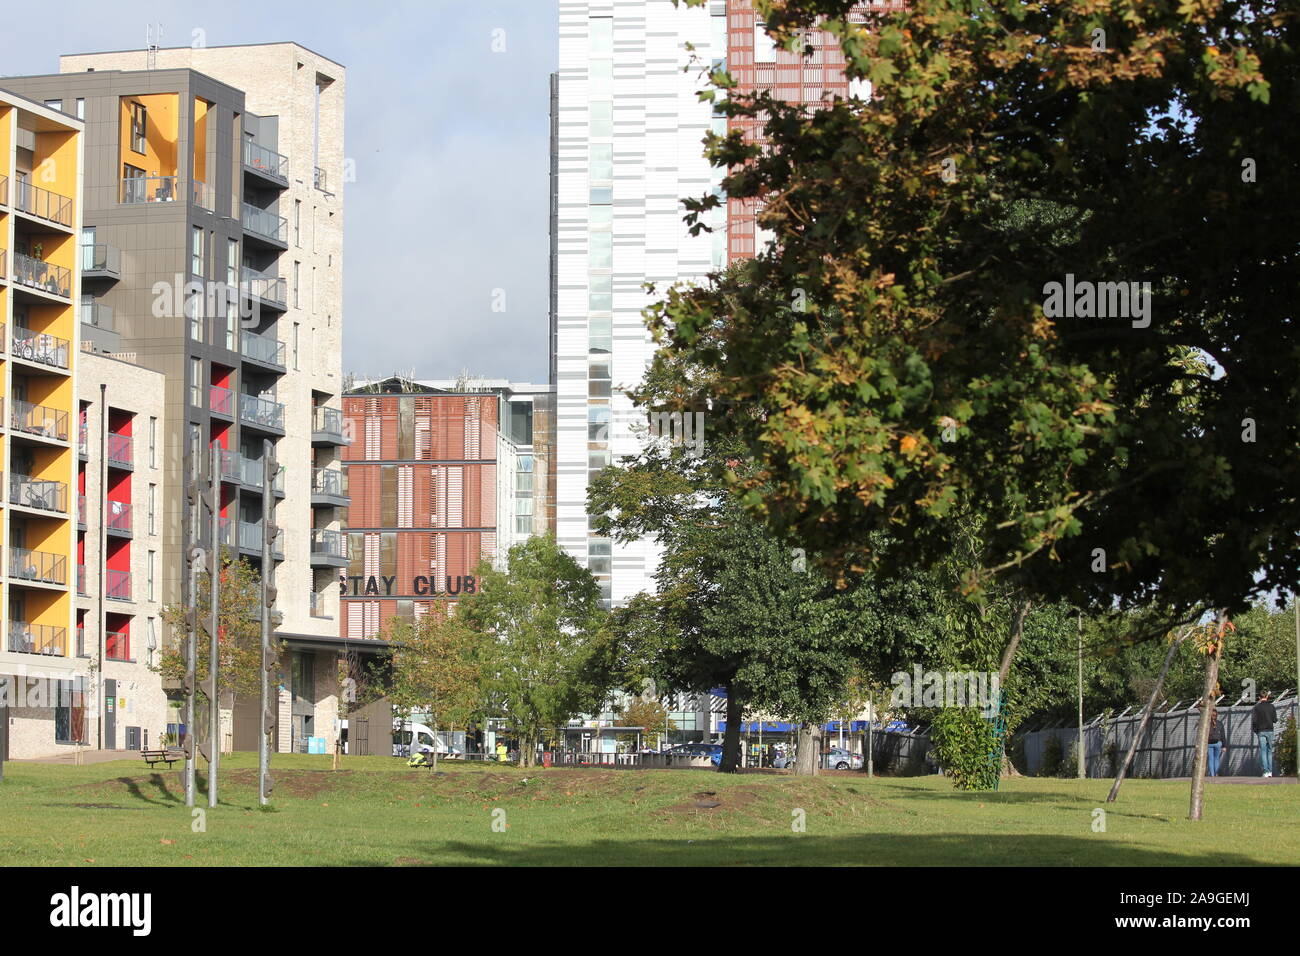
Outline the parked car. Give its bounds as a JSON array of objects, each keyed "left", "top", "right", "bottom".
[
  {"left": 823, "top": 747, "right": 864, "bottom": 771},
  {"left": 667, "top": 743, "right": 724, "bottom": 765}
]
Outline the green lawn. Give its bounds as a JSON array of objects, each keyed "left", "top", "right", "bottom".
[{"left": 0, "top": 754, "right": 1294, "bottom": 865}]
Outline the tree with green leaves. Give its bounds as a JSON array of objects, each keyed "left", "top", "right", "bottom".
[
  {"left": 387, "top": 606, "right": 482, "bottom": 770},
  {"left": 458, "top": 535, "right": 613, "bottom": 768},
  {"left": 658, "top": 0, "right": 1298, "bottom": 631}
]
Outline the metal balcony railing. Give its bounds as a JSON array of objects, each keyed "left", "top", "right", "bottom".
[
  {"left": 10, "top": 474, "right": 68, "bottom": 513},
  {"left": 81, "top": 243, "right": 121, "bottom": 276},
  {"left": 12, "top": 180, "right": 73, "bottom": 226},
  {"left": 11, "top": 399, "right": 68, "bottom": 441},
  {"left": 106, "top": 500, "right": 132, "bottom": 532},
  {"left": 13, "top": 253, "right": 72, "bottom": 298},
  {"left": 106, "top": 569, "right": 132, "bottom": 601},
  {"left": 8, "top": 622, "right": 67, "bottom": 656},
  {"left": 121, "top": 176, "right": 179, "bottom": 204},
  {"left": 13, "top": 325, "right": 70, "bottom": 368},
  {"left": 240, "top": 393, "right": 285, "bottom": 430},
  {"left": 241, "top": 329, "right": 286, "bottom": 367},
  {"left": 240, "top": 265, "right": 287, "bottom": 307},
  {"left": 108, "top": 431, "right": 133, "bottom": 467},
  {"left": 241, "top": 456, "right": 285, "bottom": 492},
  {"left": 310, "top": 528, "right": 347, "bottom": 558},
  {"left": 241, "top": 203, "right": 288, "bottom": 243},
  {"left": 313, "top": 166, "right": 328, "bottom": 191},
  {"left": 242, "top": 140, "right": 289, "bottom": 182},
  {"left": 209, "top": 384, "right": 234, "bottom": 416},
  {"left": 9, "top": 547, "right": 67, "bottom": 586},
  {"left": 312, "top": 406, "right": 345, "bottom": 440},
  {"left": 106, "top": 630, "right": 131, "bottom": 661},
  {"left": 312, "top": 467, "right": 347, "bottom": 499}
]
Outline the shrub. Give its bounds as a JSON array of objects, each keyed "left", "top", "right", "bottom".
[
  {"left": 1277, "top": 715, "right": 1297, "bottom": 777},
  {"left": 931, "top": 708, "right": 1001, "bottom": 791},
  {"left": 1039, "top": 735, "right": 1065, "bottom": 778}
]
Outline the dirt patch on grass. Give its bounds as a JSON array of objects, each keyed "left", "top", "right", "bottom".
[{"left": 662, "top": 786, "right": 764, "bottom": 814}]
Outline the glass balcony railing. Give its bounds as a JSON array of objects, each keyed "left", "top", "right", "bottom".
[
  {"left": 240, "top": 266, "right": 287, "bottom": 307},
  {"left": 9, "top": 548, "right": 67, "bottom": 586},
  {"left": 219, "top": 447, "right": 242, "bottom": 481},
  {"left": 312, "top": 406, "right": 345, "bottom": 441},
  {"left": 78, "top": 564, "right": 88, "bottom": 596},
  {"left": 210, "top": 384, "right": 234, "bottom": 416},
  {"left": 108, "top": 431, "right": 134, "bottom": 467},
  {"left": 81, "top": 243, "right": 121, "bottom": 276},
  {"left": 13, "top": 252, "right": 72, "bottom": 298},
  {"left": 12, "top": 325, "right": 70, "bottom": 368},
  {"left": 0, "top": 173, "right": 7, "bottom": 206},
  {"left": 191, "top": 179, "right": 214, "bottom": 210},
  {"left": 10, "top": 474, "right": 68, "bottom": 513},
  {"left": 8, "top": 622, "right": 67, "bottom": 657},
  {"left": 12, "top": 180, "right": 73, "bottom": 226},
  {"left": 106, "top": 569, "right": 132, "bottom": 601},
  {"left": 106, "top": 630, "right": 131, "bottom": 661},
  {"left": 106, "top": 500, "right": 132, "bottom": 533},
  {"left": 309, "top": 590, "right": 331, "bottom": 618},
  {"left": 241, "top": 455, "right": 286, "bottom": 493},
  {"left": 121, "top": 176, "right": 180, "bottom": 204},
  {"left": 11, "top": 399, "right": 69, "bottom": 441},
  {"left": 0, "top": 248, "right": 6, "bottom": 280},
  {"left": 241, "top": 203, "right": 288, "bottom": 244},
  {"left": 240, "top": 393, "right": 285, "bottom": 430},
  {"left": 310, "top": 529, "right": 347, "bottom": 559},
  {"left": 77, "top": 495, "right": 87, "bottom": 525},
  {"left": 241, "top": 329, "right": 286, "bottom": 367},
  {"left": 82, "top": 301, "right": 115, "bottom": 331},
  {"left": 314, "top": 166, "right": 328, "bottom": 191},
  {"left": 243, "top": 140, "right": 289, "bottom": 182},
  {"left": 312, "top": 467, "right": 347, "bottom": 499},
  {"left": 239, "top": 521, "right": 283, "bottom": 554}
]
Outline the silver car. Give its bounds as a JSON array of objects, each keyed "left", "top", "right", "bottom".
[{"left": 823, "top": 747, "right": 864, "bottom": 771}]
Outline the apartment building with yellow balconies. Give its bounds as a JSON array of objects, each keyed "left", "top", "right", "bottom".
[{"left": 0, "top": 89, "right": 84, "bottom": 758}]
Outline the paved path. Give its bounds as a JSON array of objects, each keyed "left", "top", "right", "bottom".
[
  {"left": 1164, "top": 775, "right": 1296, "bottom": 784},
  {"left": 14, "top": 749, "right": 140, "bottom": 766}
]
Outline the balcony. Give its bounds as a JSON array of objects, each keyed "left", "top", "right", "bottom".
[
  {"left": 81, "top": 243, "right": 121, "bottom": 279},
  {"left": 240, "top": 393, "right": 285, "bottom": 432},
  {"left": 13, "top": 253, "right": 72, "bottom": 298},
  {"left": 120, "top": 176, "right": 180, "bottom": 205},
  {"left": 106, "top": 500, "right": 133, "bottom": 536},
  {"left": 241, "top": 203, "right": 288, "bottom": 246},
  {"left": 309, "top": 589, "right": 332, "bottom": 619},
  {"left": 240, "top": 266, "right": 287, "bottom": 311},
  {"left": 241, "top": 455, "right": 286, "bottom": 494},
  {"left": 77, "top": 564, "right": 88, "bottom": 596},
  {"left": 219, "top": 447, "right": 242, "bottom": 482},
  {"left": 106, "top": 569, "right": 132, "bottom": 602},
  {"left": 314, "top": 166, "right": 328, "bottom": 192},
  {"left": 310, "top": 528, "right": 348, "bottom": 567},
  {"left": 240, "top": 328, "right": 286, "bottom": 369},
  {"left": 77, "top": 494, "right": 87, "bottom": 528},
  {"left": 12, "top": 181, "right": 73, "bottom": 227},
  {"left": 311, "top": 467, "right": 348, "bottom": 506},
  {"left": 209, "top": 384, "right": 235, "bottom": 417},
  {"left": 108, "top": 431, "right": 134, "bottom": 468},
  {"left": 191, "top": 180, "right": 214, "bottom": 211},
  {"left": 106, "top": 630, "right": 131, "bottom": 662},
  {"left": 11, "top": 399, "right": 69, "bottom": 442},
  {"left": 9, "top": 474, "right": 68, "bottom": 513},
  {"left": 13, "top": 326, "right": 71, "bottom": 369},
  {"left": 311, "top": 406, "right": 347, "bottom": 446},
  {"left": 239, "top": 520, "right": 284, "bottom": 557},
  {"left": 0, "top": 173, "right": 6, "bottom": 206},
  {"left": 9, "top": 548, "right": 67, "bottom": 586},
  {"left": 243, "top": 140, "right": 289, "bottom": 186},
  {"left": 82, "top": 301, "right": 115, "bottom": 331},
  {"left": 8, "top": 622, "right": 67, "bottom": 657},
  {"left": 0, "top": 248, "right": 5, "bottom": 279}
]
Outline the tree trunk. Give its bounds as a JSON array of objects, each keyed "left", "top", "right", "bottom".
[
  {"left": 718, "top": 685, "right": 742, "bottom": 773},
  {"left": 998, "top": 598, "right": 1032, "bottom": 686},
  {"left": 519, "top": 731, "right": 537, "bottom": 768},
  {"left": 793, "top": 722, "right": 819, "bottom": 776},
  {"left": 1189, "top": 618, "right": 1225, "bottom": 821},
  {"left": 1107, "top": 627, "right": 1191, "bottom": 802}
]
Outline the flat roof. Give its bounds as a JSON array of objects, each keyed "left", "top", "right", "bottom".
[{"left": 61, "top": 40, "right": 346, "bottom": 71}]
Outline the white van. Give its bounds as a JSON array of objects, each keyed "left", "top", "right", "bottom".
[{"left": 392, "top": 720, "right": 462, "bottom": 758}]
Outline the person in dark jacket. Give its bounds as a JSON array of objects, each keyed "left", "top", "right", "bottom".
[
  {"left": 1207, "top": 706, "right": 1225, "bottom": 777},
  {"left": 1252, "top": 692, "right": 1278, "bottom": 777}
]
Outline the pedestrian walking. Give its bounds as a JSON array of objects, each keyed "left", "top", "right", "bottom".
[
  {"left": 1207, "top": 705, "right": 1225, "bottom": 777},
  {"left": 1252, "top": 691, "right": 1278, "bottom": 777}
]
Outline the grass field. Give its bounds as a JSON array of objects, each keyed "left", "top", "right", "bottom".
[{"left": 0, "top": 754, "right": 1294, "bottom": 866}]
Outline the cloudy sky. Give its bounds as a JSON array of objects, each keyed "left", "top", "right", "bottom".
[{"left": 0, "top": 0, "right": 559, "bottom": 384}]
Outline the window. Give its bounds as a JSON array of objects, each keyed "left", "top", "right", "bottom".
[
  {"left": 590, "top": 101, "right": 612, "bottom": 138},
  {"left": 590, "top": 143, "right": 613, "bottom": 183},
  {"left": 130, "top": 102, "right": 147, "bottom": 154},
  {"left": 186, "top": 291, "right": 202, "bottom": 342},
  {"left": 293, "top": 261, "right": 301, "bottom": 308},
  {"left": 148, "top": 551, "right": 156, "bottom": 601},
  {"left": 54, "top": 678, "right": 86, "bottom": 744},
  {"left": 148, "top": 484, "right": 156, "bottom": 535},
  {"left": 149, "top": 417, "right": 157, "bottom": 467},
  {"left": 589, "top": 273, "right": 612, "bottom": 312},
  {"left": 227, "top": 238, "right": 238, "bottom": 287},
  {"left": 294, "top": 199, "right": 301, "bottom": 246},
  {"left": 191, "top": 226, "right": 204, "bottom": 278},
  {"left": 589, "top": 16, "right": 613, "bottom": 55},
  {"left": 226, "top": 300, "right": 237, "bottom": 351},
  {"left": 44, "top": 99, "right": 62, "bottom": 113},
  {"left": 589, "top": 231, "right": 612, "bottom": 270},
  {"left": 754, "top": 21, "right": 778, "bottom": 62},
  {"left": 190, "top": 357, "right": 203, "bottom": 407},
  {"left": 293, "top": 322, "right": 300, "bottom": 370},
  {"left": 75, "top": 98, "right": 85, "bottom": 120}
]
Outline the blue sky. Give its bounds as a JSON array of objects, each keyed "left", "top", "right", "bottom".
[{"left": 0, "top": 0, "right": 559, "bottom": 384}]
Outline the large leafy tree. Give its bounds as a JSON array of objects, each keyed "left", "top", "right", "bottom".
[
  {"left": 459, "top": 535, "right": 613, "bottom": 767},
  {"left": 658, "top": 0, "right": 1299, "bottom": 627}
]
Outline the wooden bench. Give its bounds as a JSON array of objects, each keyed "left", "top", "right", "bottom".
[{"left": 141, "top": 749, "right": 185, "bottom": 769}]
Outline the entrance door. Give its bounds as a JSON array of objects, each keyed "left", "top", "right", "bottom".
[{"left": 104, "top": 678, "right": 117, "bottom": 749}]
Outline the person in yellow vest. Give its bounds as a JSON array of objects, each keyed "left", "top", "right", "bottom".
[{"left": 496, "top": 741, "right": 508, "bottom": 763}]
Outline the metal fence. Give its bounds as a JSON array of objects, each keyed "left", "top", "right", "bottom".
[{"left": 1015, "top": 693, "right": 1297, "bottom": 778}]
